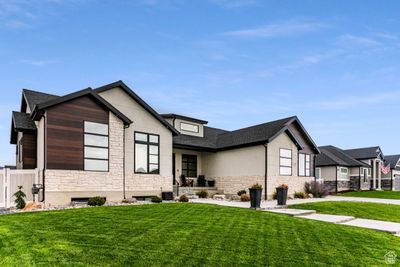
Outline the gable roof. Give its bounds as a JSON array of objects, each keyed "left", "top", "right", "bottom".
[
  {"left": 385, "top": 155, "right": 400, "bottom": 170},
  {"left": 161, "top": 113, "right": 208, "bottom": 124},
  {"left": 10, "top": 111, "right": 37, "bottom": 144},
  {"left": 316, "top": 146, "right": 370, "bottom": 167},
  {"left": 22, "top": 89, "right": 59, "bottom": 112},
  {"left": 344, "top": 146, "right": 383, "bottom": 160},
  {"left": 95, "top": 81, "right": 179, "bottom": 136},
  {"left": 30, "top": 88, "right": 132, "bottom": 125},
  {"left": 172, "top": 116, "right": 320, "bottom": 152}
]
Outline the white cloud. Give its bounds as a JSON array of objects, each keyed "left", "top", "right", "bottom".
[
  {"left": 20, "top": 59, "right": 57, "bottom": 66},
  {"left": 210, "top": 0, "right": 258, "bottom": 8},
  {"left": 337, "top": 34, "right": 381, "bottom": 48},
  {"left": 222, "top": 20, "right": 327, "bottom": 38}
]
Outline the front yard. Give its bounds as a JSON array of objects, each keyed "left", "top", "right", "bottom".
[
  {"left": 0, "top": 203, "right": 398, "bottom": 266},
  {"left": 290, "top": 201, "right": 400, "bottom": 223},
  {"left": 338, "top": 190, "right": 400, "bottom": 199}
]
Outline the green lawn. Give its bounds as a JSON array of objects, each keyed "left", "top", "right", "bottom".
[
  {"left": 290, "top": 201, "right": 400, "bottom": 223},
  {"left": 337, "top": 190, "right": 400, "bottom": 199},
  {"left": 0, "top": 204, "right": 399, "bottom": 266}
]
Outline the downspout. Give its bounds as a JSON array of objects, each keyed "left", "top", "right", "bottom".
[
  {"left": 123, "top": 124, "right": 130, "bottom": 199},
  {"left": 335, "top": 166, "right": 338, "bottom": 194},
  {"left": 313, "top": 155, "right": 317, "bottom": 182},
  {"left": 391, "top": 169, "right": 393, "bottom": 191},
  {"left": 358, "top": 167, "right": 361, "bottom": 191},
  {"left": 264, "top": 144, "right": 268, "bottom": 200},
  {"left": 42, "top": 115, "right": 46, "bottom": 202}
]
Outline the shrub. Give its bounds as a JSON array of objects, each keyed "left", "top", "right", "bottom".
[
  {"left": 87, "top": 196, "right": 106, "bottom": 206},
  {"left": 179, "top": 195, "right": 189, "bottom": 202},
  {"left": 272, "top": 191, "right": 277, "bottom": 200},
  {"left": 13, "top": 186, "right": 26, "bottom": 209},
  {"left": 294, "top": 191, "right": 307, "bottom": 199},
  {"left": 277, "top": 184, "right": 289, "bottom": 190},
  {"left": 250, "top": 183, "right": 263, "bottom": 190},
  {"left": 151, "top": 196, "right": 162, "bottom": 203},
  {"left": 196, "top": 190, "right": 208, "bottom": 198},
  {"left": 237, "top": 189, "right": 247, "bottom": 196},
  {"left": 240, "top": 194, "right": 250, "bottom": 202},
  {"left": 304, "top": 182, "right": 329, "bottom": 198},
  {"left": 197, "top": 175, "right": 206, "bottom": 187}
]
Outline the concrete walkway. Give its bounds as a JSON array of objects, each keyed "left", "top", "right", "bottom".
[{"left": 191, "top": 197, "right": 400, "bottom": 236}]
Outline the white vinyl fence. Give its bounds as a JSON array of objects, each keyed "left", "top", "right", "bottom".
[{"left": 1, "top": 168, "right": 39, "bottom": 208}]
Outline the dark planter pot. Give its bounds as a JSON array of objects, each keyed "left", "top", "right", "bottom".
[
  {"left": 276, "top": 188, "right": 288, "bottom": 205},
  {"left": 249, "top": 188, "right": 262, "bottom": 209},
  {"left": 207, "top": 180, "right": 215, "bottom": 187},
  {"left": 197, "top": 175, "right": 206, "bottom": 187}
]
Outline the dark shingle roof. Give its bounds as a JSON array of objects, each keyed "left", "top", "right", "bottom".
[
  {"left": 344, "top": 146, "right": 382, "bottom": 160},
  {"left": 385, "top": 155, "right": 400, "bottom": 170},
  {"left": 172, "top": 116, "right": 314, "bottom": 151},
  {"left": 12, "top": 111, "right": 36, "bottom": 131},
  {"left": 316, "top": 146, "right": 369, "bottom": 167},
  {"left": 23, "top": 89, "right": 59, "bottom": 111}
]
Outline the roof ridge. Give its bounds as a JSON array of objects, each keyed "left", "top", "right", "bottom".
[{"left": 23, "top": 88, "right": 59, "bottom": 97}]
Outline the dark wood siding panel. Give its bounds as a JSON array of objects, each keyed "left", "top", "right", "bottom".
[
  {"left": 46, "top": 96, "right": 109, "bottom": 170},
  {"left": 22, "top": 132, "right": 37, "bottom": 169}
]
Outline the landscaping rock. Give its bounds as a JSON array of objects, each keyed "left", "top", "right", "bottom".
[
  {"left": 308, "top": 194, "right": 314, "bottom": 198},
  {"left": 213, "top": 194, "right": 226, "bottom": 200},
  {"left": 23, "top": 202, "right": 44, "bottom": 211},
  {"left": 122, "top": 198, "right": 137, "bottom": 204}
]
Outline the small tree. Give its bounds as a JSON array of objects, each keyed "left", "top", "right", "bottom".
[{"left": 14, "top": 186, "right": 26, "bottom": 209}]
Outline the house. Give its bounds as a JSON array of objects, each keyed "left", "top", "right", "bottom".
[
  {"left": 382, "top": 155, "right": 400, "bottom": 191},
  {"left": 315, "top": 146, "right": 371, "bottom": 193},
  {"left": 10, "top": 81, "right": 320, "bottom": 205},
  {"left": 343, "top": 146, "right": 384, "bottom": 190},
  {"left": 162, "top": 114, "right": 320, "bottom": 199}
]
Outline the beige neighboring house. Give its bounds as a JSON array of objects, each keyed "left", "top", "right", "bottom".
[
  {"left": 315, "top": 146, "right": 371, "bottom": 193},
  {"left": 10, "top": 80, "right": 320, "bottom": 205},
  {"left": 162, "top": 114, "right": 320, "bottom": 199},
  {"left": 382, "top": 155, "right": 400, "bottom": 191}
]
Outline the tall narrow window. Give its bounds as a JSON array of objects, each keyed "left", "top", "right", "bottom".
[
  {"left": 298, "top": 153, "right": 311, "bottom": 177},
  {"left": 280, "top": 148, "right": 292, "bottom": 176},
  {"left": 84, "top": 121, "right": 109, "bottom": 171},
  {"left": 182, "top": 154, "right": 197, "bottom": 177},
  {"left": 315, "top": 168, "right": 321, "bottom": 180},
  {"left": 134, "top": 132, "right": 159, "bottom": 174}
]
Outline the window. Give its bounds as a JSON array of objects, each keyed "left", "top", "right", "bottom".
[
  {"left": 279, "top": 148, "right": 292, "bottom": 176},
  {"left": 134, "top": 132, "right": 159, "bottom": 174},
  {"left": 298, "top": 153, "right": 311, "bottom": 176},
  {"left": 363, "top": 168, "right": 368, "bottom": 183},
  {"left": 340, "top": 167, "right": 348, "bottom": 174},
  {"left": 182, "top": 154, "right": 197, "bottom": 177},
  {"left": 18, "top": 140, "right": 22, "bottom": 163},
  {"left": 315, "top": 168, "right": 321, "bottom": 180},
  {"left": 180, "top": 122, "right": 199, "bottom": 133},
  {"left": 84, "top": 122, "right": 109, "bottom": 171}
]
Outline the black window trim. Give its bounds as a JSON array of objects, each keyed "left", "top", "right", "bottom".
[
  {"left": 182, "top": 154, "right": 198, "bottom": 177},
  {"left": 83, "top": 120, "right": 109, "bottom": 172},
  {"left": 134, "top": 131, "right": 160, "bottom": 175},
  {"left": 279, "top": 148, "right": 292, "bottom": 176}
]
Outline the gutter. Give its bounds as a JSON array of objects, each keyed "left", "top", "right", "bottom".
[{"left": 264, "top": 144, "right": 268, "bottom": 200}]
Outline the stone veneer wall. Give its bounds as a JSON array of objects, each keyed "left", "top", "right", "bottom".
[
  {"left": 266, "top": 176, "right": 314, "bottom": 198},
  {"left": 124, "top": 174, "right": 173, "bottom": 197},
  {"left": 45, "top": 113, "right": 124, "bottom": 206}
]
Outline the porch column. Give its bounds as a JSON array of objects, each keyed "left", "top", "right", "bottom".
[
  {"left": 372, "top": 159, "right": 377, "bottom": 189},
  {"left": 377, "top": 160, "right": 382, "bottom": 190}
]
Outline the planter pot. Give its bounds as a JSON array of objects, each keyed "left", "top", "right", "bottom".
[
  {"left": 207, "top": 180, "right": 215, "bottom": 187},
  {"left": 276, "top": 188, "right": 288, "bottom": 205},
  {"left": 249, "top": 188, "right": 262, "bottom": 209},
  {"left": 197, "top": 176, "right": 206, "bottom": 187}
]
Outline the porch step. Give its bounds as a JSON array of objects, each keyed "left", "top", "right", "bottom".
[
  {"left": 296, "top": 214, "right": 355, "bottom": 224},
  {"left": 266, "top": 209, "right": 316, "bottom": 216}
]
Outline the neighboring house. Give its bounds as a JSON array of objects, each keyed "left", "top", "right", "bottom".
[
  {"left": 382, "top": 155, "right": 400, "bottom": 191},
  {"left": 162, "top": 114, "right": 320, "bottom": 199},
  {"left": 315, "top": 146, "right": 371, "bottom": 193},
  {"left": 11, "top": 81, "right": 178, "bottom": 205},
  {"left": 343, "top": 146, "right": 385, "bottom": 190}
]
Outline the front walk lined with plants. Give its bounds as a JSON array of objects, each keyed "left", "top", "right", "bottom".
[{"left": 0, "top": 204, "right": 398, "bottom": 266}]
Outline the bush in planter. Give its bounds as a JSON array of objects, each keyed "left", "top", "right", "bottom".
[
  {"left": 151, "top": 196, "right": 162, "bottom": 203},
  {"left": 250, "top": 183, "right": 263, "bottom": 190},
  {"left": 13, "top": 186, "right": 26, "bottom": 209},
  {"left": 179, "top": 195, "right": 189, "bottom": 202},
  {"left": 305, "top": 182, "right": 328, "bottom": 198},
  {"left": 196, "top": 190, "right": 208, "bottom": 199},
  {"left": 294, "top": 191, "right": 307, "bottom": 199},
  {"left": 272, "top": 191, "right": 277, "bottom": 200},
  {"left": 237, "top": 189, "right": 247, "bottom": 196},
  {"left": 197, "top": 175, "right": 206, "bottom": 187},
  {"left": 240, "top": 194, "right": 250, "bottom": 202},
  {"left": 88, "top": 196, "right": 106, "bottom": 206}
]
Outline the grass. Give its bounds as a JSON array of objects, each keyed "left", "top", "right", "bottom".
[
  {"left": 290, "top": 201, "right": 400, "bottom": 223},
  {"left": 0, "top": 204, "right": 399, "bottom": 266},
  {"left": 337, "top": 190, "right": 400, "bottom": 199}
]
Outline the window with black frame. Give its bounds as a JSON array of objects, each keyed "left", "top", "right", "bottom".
[
  {"left": 182, "top": 154, "right": 197, "bottom": 177},
  {"left": 84, "top": 121, "right": 109, "bottom": 172},
  {"left": 134, "top": 132, "right": 160, "bottom": 174}
]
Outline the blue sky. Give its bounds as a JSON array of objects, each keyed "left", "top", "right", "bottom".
[{"left": 1, "top": 0, "right": 400, "bottom": 165}]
